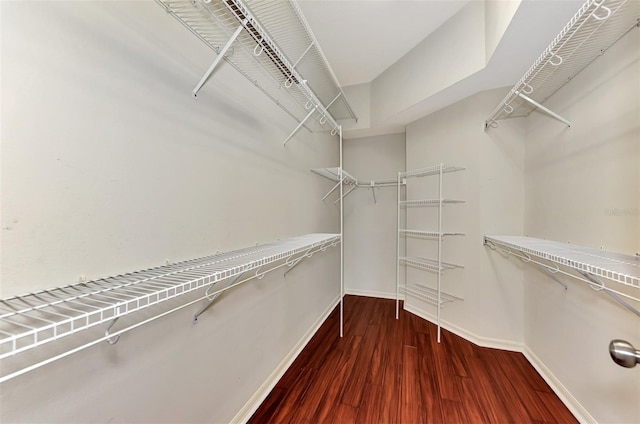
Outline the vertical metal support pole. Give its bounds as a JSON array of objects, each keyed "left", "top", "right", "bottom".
[
  {"left": 437, "top": 163, "right": 443, "bottom": 343},
  {"left": 396, "top": 171, "right": 401, "bottom": 319},
  {"left": 192, "top": 22, "right": 245, "bottom": 98},
  {"left": 339, "top": 126, "right": 344, "bottom": 338},
  {"left": 283, "top": 108, "right": 315, "bottom": 147}
]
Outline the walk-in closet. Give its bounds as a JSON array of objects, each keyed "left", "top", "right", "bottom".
[{"left": 1, "top": 0, "right": 638, "bottom": 422}]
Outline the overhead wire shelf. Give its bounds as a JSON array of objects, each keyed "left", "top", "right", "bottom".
[
  {"left": 485, "top": 0, "right": 640, "bottom": 129},
  {"left": 484, "top": 235, "right": 639, "bottom": 289},
  {"left": 0, "top": 233, "right": 340, "bottom": 381},
  {"left": 157, "top": 0, "right": 357, "bottom": 136}
]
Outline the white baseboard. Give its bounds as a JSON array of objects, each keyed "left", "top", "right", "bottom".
[
  {"left": 344, "top": 287, "right": 404, "bottom": 300},
  {"left": 230, "top": 295, "right": 340, "bottom": 424},
  {"left": 522, "top": 346, "right": 596, "bottom": 424},
  {"left": 403, "top": 302, "right": 523, "bottom": 351}
]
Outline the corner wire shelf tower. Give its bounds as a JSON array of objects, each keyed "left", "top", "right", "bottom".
[
  {"left": 156, "top": 0, "right": 357, "bottom": 145},
  {"left": 484, "top": 235, "right": 640, "bottom": 317},
  {"left": 484, "top": 0, "right": 640, "bottom": 130},
  {"left": 0, "top": 233, "right": 341, "bottom": 383},
  {"left": 396, "top": 164, "right": 465, "bottom": 342}
]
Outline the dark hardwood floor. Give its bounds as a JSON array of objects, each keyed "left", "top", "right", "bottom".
[{"left": 248, "top": 295, "right": 578, "bottom": 424}]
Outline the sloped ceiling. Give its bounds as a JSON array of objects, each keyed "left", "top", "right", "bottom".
[{"left": 299, "top": 0, "right": 585, "bottom": 138}]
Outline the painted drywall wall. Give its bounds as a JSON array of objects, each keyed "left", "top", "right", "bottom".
[
  {"left": 523, "top": 27, "right": 640, "bottom": 424},
  {"left": 342, "top": 133, "right": 406, "bottom": 298},
  {"left": 0, "top": 2, "right": 340, "bottom": 422},
  {"left": 405, "top": 88, "right": 526, "bottom": 345}
]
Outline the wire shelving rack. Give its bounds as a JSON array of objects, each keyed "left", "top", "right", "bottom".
[
  {"left": 484, "top": 235, "right": 640, "bottom": 316},
  {"left": 0, "top": 233, "right": 340, "bottom": 383},
  {"left": 485, "top": 0, "right": 640, "bottom": 129},
  {"left": 156, "top": 0, "right": 357, "bottom": 143},
  {"left": 396, "top": 163, "right": 465, "bottom": 342}
]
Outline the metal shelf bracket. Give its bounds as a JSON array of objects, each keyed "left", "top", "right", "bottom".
[{"left": 192, "top": 20, "right": 246, "bottom": 98}]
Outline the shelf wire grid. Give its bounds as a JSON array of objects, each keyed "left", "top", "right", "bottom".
[
  {"left": 486, "top": 0, "right": 639, "bottom": 126},
  {"left": 400, "top": 199, "right": 465, "bottom": 207},
  {"left": 485, "top": 236, "right": 639, "bottom": 289},
  {"left": 0, "top": 233, "right": 340, "bottom": 360},
  {"left": 400, "top": 165, "right": 465, "bottom": 179},
  {"left": 157, "top": 0, "right": 356, "bottom": 133},
  {"left": 402, "top": 283, "right": 462, "bottom": 306},
  {"left": 400, "top": 257, "right": 464, "bottom": 274},
  {"left": 399, "top": 230, "right": 465, "bottom": 239}
]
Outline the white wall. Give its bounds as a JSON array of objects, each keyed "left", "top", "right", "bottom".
[
  {"left": 405, "top": 88, "right": 526, "bottom": 345},
  {"left": 343, "top": 133, "right": 405, "bottom": 298},
  {"left": 0, "top": 1, "right": 340, "bottom": 422},
  {"left": 523, "top": 28, "right": 640, "bottom": 424}
]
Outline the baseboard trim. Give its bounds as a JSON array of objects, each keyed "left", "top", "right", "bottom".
[
  {"left": 344, "top": 288, "right": 404, "bottom": 300},
  {"left": 522, "top": 346, "right": 596, "bottom": 424},
  {"left": 230, "top": 295, "right": 340, "bottom": 424},
  {"left": 403, "top": 303, "right": 523, "bottom": 351}
]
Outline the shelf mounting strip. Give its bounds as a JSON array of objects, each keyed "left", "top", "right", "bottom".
[
  {"left": 0, "top": 233, "right": 340, "bottom": 383},
  {"left": 157, "top": 0, "right": 357, "bottom": 144},
  {"left": 484, "top": 0, "right": 640, "bottom": 129}
]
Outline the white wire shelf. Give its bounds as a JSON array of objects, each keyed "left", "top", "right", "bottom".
[
  {"left": 399, "top": 230, "right": 465, "bottom": 238},
  {"left": 400, "top": 199, "right": 465, "bottom": 207},
  {"left": 485, "top": 0, "right": 640, "bottom": 129},
  {"left": 484, "top": 235, "right": 639, "bottom": 289},
  {"left": 399, "top": 257, "right": 464, "bottom": 274},
  {"left": 400, "top": 165, "right": 465, "bottom": 179},
  {"left": 310, "top": 167, "right": 358, "bottom": 185},
  {"left": 402, "top": 283, "right": 462, "bottom": 307},
  {"left": 156, "top": 0, "right": 357, "bottom": 135},
  {"left": 0, "top": 233, "right": 340, "bottom": 364}
]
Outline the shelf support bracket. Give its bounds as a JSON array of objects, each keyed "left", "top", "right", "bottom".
[
  {"left": 370, "top": 182, "right": 377, "bottom": 204},
  {"left": 193, "top": 271, "right": 246, "bottom": 322},
  {"left": 516, "top": 91, "right": 571, "bottom": 128},
  {"left": 284, "top": 246, "right": 315, "bottom": 278},
  {"left": 192, "top": 21, "right": 246, "bottom": 98},
  {"left": 537, "top": 263, "right": 568, "bottom": 290},
  {"left": 333, "top": 184, "right": 357, "bottom": 204},
  {"left": 283, "top": 108, "right": 315, "bottom": 147},
  {"left": 577, "top": 271, "right": 640, "bottom": 318},
  {"left": 322, "top": 181, "right": 341, "bottom": 202}
]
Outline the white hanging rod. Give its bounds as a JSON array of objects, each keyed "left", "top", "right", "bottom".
[
  {"left": 0, "top": 234, "right": 340, "bottom": 382},
  {"left": 484, "top": 236, "right": 640, "bottom": 305},
  {"left": 485, "top": 0, "right": 639, "bottom": 129}
]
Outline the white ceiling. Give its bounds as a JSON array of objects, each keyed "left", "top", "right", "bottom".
[{"left": 298, "top": 0, "right": 470, "bottom": 86}]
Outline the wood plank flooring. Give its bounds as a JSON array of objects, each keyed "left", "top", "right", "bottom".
[{"left": 248, "top": 296, "right": 578, "bottom": 424}]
